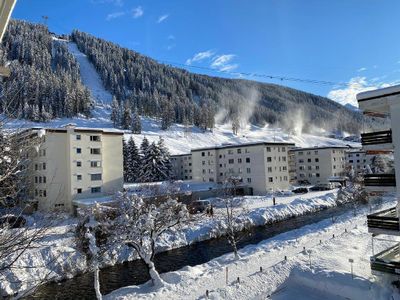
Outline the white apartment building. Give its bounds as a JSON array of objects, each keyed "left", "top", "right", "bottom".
[
  {"left": 191, "top": 142, "right": 295, "bottom": 195},
  {"left": 290, "top": 146, "right": 348, "bottom": 185},
  {"left": 171, "top": 154, "right": 193, "bottom": 180},
  {"left": 345, "top": 149, "right": 372, "bottom": 175},
  {"left": 20, "top": 126, "right": 124, "bottom": 213}
]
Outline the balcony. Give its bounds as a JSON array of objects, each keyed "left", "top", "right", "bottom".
[
  {"left": 371, "top": 244, "right": 400, "bottom": 275},
  {"left": 367, "top": 207, "right": 399, "bottom": 235},
  {"left": 364, "top": 174, "right": 397, "bottom": 195},
  {"left": 361, "top": 130, "right": 393, "bottom": 151},
  {"left": 364, "top": 174, "right": 396, "bottom": 186}
]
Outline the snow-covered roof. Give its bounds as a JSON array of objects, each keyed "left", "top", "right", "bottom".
[
  {"left": 290, "top": 145, "right": 350, "bottom": 152},
  {"left": 191, "top": 141, "right": 295, "bottom": 152},
  {"left": 357, "top": 84, "right": 400, "bottom": 102},
  {"left": 72, "top": 195, "right": 116, "bottom": 206},
  {"left": 21, "top": 126, "right": 124, "bottom": 135}
]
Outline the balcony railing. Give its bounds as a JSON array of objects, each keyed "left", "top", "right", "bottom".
[
  {"left": 361, "top": 130, "right": 392, "bottom": 146},
  {"left": 367, "top": 207, "right": 399, "bottom": 232},
  {"left": 371, "top": 244, "right": 400, "bottom": 275},
  {"left": 364, "top": 174, "right": 396, "bottom": 186}
]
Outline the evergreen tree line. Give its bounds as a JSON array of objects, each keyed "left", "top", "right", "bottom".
[
  {"left": 0, "top": 20, "right": 92, "bottom": 122},
  {"left": 71, "top": 30, "right": 364, "bottom": 134},
  {"left": 123, "top": 136, "right": 173, "bottom": 183}
]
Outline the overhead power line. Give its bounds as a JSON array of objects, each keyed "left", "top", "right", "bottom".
[{"left": 158, "top": 59, "right": 350, "bottom": 87}]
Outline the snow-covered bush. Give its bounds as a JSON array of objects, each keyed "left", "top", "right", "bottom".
[{"left": 104, "top": 193, "right": 188, "bottom": 288}]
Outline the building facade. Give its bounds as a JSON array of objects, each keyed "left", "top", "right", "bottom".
[
  {"left": 171, "top": 154, "right": 193, "bottom": 180},
  {"left": 345, "top": 149, "right": 372, "bottom": 175},
  {"left": 357, "top": 84, "right": 399, "bottom": 277},
  {"left": 21, "top": 126, "right": 124, "bottom": 213},
  {"left": 290, "top": 146, "right": 347, "bottom": 185},
  {"left": 191, "top": 142, "right": 294, "bottom": 195}
]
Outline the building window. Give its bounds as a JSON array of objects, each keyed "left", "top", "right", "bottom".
[
  {"left": 91, "top": 173, "right": 102, "bottom": 181},
  {"left": 266, "top": 147, "right": 271, "bottom": 152},
  {"left": 90, "top": 135, "right": 101, "bottom": 142},
  {"left": 246, "top": 168, "right": 251, "bottom": 174},
  {"left": 77, "top": 188, "right": 82, "bottom": 194},
  {"left": 76, "top": 161, "right": 82, "bottom": 167},
  {"left": 238, "top": 158, "right": 242, "bottom": 163},
  {"left": 316, "top": 173, "right": 320, "bottom": 177},
  {"left": 267, "top": 157, "right": 272, "bottom": 162},
  {"left": 282, "top": 156, "right": 286, "bottom": 162},
  {"left": 90, "top": 148, "right": 101, "bottom": 155},
  {"left": 268, "top": 167, "right": 272, "bottom": 172},
  {"left": 247, "top": 178, "right": 252, "bottom": 183},
  {"left": 316, "top": 166, "right": 319, "bottom": 170},
  {"left": 35, "top": 176, "right": 38, "bottom": 183},
  {"left": 42, "top": 163, "right": 46, "bottom": 170},
  {"left": 76, "top": 135, "right": 81, "bottom": 140},
  {"left": 202, "top": 161, "right": 206, "bottom": 165},
  {"left": 228, "top": 150, "right": 234, "bottom": 155},
  {"left": 308, "top": 166, "right": 312, "bottom": 170},
  {"left": 299, "top": 159, "right": 304, "bottom": 163},
  {"left": 91, "top": 187, "right": 101, "bottom": 193},
  {"left": 307, "top": 159, "right": 311, "bottom": 163},
  {"left": 246, "top": 157, "right": 251, "bottom": 163},
  {"left": 268, "top": 177, "right": 273, "bottom": 182},
  {"left": 228, "top": 159, "right": 234, "bottom": 164},
  {"left": 245, "top": 149, "right": 250, "bottom": 153},
  {"left": 43, "top": 190, "right": 46, "bottom": 197},
  {"left": 76, "top": 148, "right": 82, "bottom": 154},
  {"left": 282, "top": 147, "right": 286, "bottom": 152},
  {"left": 298, "top": 151, "right": 303, "bottom": 155},
  {"left": 237, "top": 149, "right": 242, "bottom": 154},
  {"left": 77, "top": 174, "right": 82, "bottom": 180},
  {"left": 201, "top": 152, "right": 205, "bottom": 157},
  {"left": 90, "top": 161, "right": 101, "bottom": 168},
  {"left": 315, "top": 158, "right": 319, "bottom": 162}
]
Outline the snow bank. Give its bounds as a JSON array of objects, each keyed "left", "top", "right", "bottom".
[
  {"left": 105, "top": 197, "right": 397, "bottom": 300},
  {"left": 1, "top": 190, "right": 347, "bottom": 297}
]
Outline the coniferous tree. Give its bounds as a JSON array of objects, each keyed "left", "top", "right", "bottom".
[
  {"left": 131, "top": 109, "right": 142, "bottom": 134},
  {"left": 127, "top": 137, "right": 140, "bottom": 182},
  {"left": 123, "top": 139, "right": 129, "bottom": 182},
  {"left": 110, "top": 96, "right": 120, "bottom": 127},
  {"left": 157, "top": 137, "right": 173, "bottom": 181},
  {"left": 121, "top": 102, "right": 132, "bottom": 130}
]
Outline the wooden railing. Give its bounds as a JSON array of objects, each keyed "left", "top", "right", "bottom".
[
  {"left": 367, "top": 207, "right": 399, "bottom": 231},
  {"left": 364, "top": 174, "right": 396, "bottom": 186},
  {"left": 361, "top": 130, "right": 392, "bottom": 145}
]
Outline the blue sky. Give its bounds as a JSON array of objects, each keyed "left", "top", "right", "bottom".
[{"left": 12, "top": 0, "right": 400, "bottom": 106}]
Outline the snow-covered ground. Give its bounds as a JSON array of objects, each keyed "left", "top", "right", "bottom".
[
  {"left": 106, "top": 196, "right": 398, "bottom": 300},
  {"left": 0, "top": 189, "right": 356, "bottom": 297}
]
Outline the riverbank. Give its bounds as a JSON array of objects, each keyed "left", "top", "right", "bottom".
[
  {"left": 106, "top": 195, "right": 398, "bottom": 300},
  {"left": 1, "top": 189, "right": 356, "bottom": 298}
]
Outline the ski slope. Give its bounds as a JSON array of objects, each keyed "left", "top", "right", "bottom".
[
  {"left": 67, "top": 41, "right": 113, "bottom": 105},
  {"left": 3, "top": 37, "right": 361, "bottom": 155}
]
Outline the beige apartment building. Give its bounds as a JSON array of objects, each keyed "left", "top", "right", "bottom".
[
  {"left": 345, "top": 149, "right": 372, "bottom": 175},
  {"left": 191, "top": 142, "right": 295, "bottom": 195},
  {"left": 20, "top": 126, "right": 124, "bottom": 213},
  {"left": 290, "top": 146, "right": 348, "bottom": 185},
  {"left": 171, "top": 154, "right": 193, "bottom": 180}
]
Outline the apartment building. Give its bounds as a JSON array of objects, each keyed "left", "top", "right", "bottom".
[
  {"left": 171, "top": 154, "right": 193, "bottom": 180},
  {"left": 345, "top": 149, "right": 372, "bottom": 175},
  {"left": 20, "top": 125, "right": 124, "bottom": 213},
  {"left": 191, "top": 142, "right": 295, "bottom": 195},
  {"left": 357, "top": 85, "right": 400, "bottom": 277},
  {"left": 290, "top": 146, "right": 347, "bottom": 185}
]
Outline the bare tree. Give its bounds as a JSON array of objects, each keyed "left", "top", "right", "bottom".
[
  {"left": 218, "top": 176, "right": 248, "bottom": 260},
  {"left": 106, "top": 192, "right": 188, "bottom": 288}
]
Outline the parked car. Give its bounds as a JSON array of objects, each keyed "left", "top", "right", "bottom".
[
  {"left": 292, "top": 187, "right": 308, "bottom": 194},
  {"left": 188, "top": 200, "right": 211, "bottom": 214},
  {"left": 0, "top": 215, "right": 26, "bottom": 229},
  {"left": 309, "top": 184, "right": 333, "bottom": 191},
  {"left": 297, "top": 180, "right": 311, "bottom": 185}
]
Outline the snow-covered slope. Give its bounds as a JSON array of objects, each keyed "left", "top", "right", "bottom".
[
  {"left": 67, "top": 42, "right": 113, "bottom": 105},
  {"left": 3, "top": 38, "right": 360, "bottom": 154}
]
